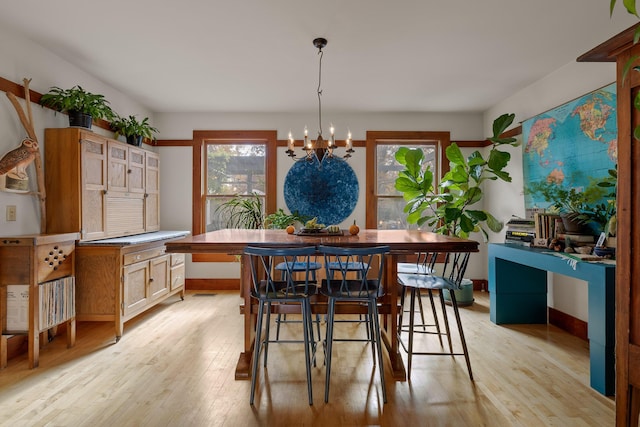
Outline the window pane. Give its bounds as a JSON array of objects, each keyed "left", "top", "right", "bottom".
[
  {"left": 376, "top": 144, "right": 436, "bottom": 195},
  {"left": 206, "top": 144, "right": 266, "bottom": 195},
  {"left": 377, "top": 197, "right": 427, "bottom": 230}
]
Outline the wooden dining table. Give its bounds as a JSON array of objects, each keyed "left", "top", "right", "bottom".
[{"left": 165, "top": 229, "right": 479, "bottom": 381}]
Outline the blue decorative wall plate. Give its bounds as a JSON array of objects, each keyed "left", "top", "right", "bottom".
[{"left": 284, "top": 158, "right": 358, "bottom": 226}]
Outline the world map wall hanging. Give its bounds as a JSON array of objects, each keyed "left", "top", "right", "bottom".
[
  {"left": 522, "top": 82, "right": 617, "bottom": 210},
  {"left": 284, "top": 158, "right": 358, "bottom": 225}
]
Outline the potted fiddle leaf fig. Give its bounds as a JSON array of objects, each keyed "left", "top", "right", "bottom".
[
  {"left": 110, "top": 114, "right": 159, "bottom": 146},
  {"left": 395, "top": 113, "right": 518, "bottom": 306},
  {"left": 39, "top": 85, "right": 115, "bottom": 129},
  {"left": 395, "top": 113, "right": 519, "bottom": 240}
]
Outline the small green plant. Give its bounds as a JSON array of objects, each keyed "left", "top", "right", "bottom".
[
  {"left": 395, "top": 113, "right": 519, "bottom": 240},
  {"left": 526, "top": 168, "right": 617, "bottom": 233},
  {"left": 40, "top": 85, "right": 114, "bottom": 120},
  {"left": 110, "top": 114, "right": 159, "bottom": 140},
  {"left": 214, "top": 193, "right": 264, "bottom": 229},
  {"left": 264, "top": 208, "right": 309, "bottom": 229}
]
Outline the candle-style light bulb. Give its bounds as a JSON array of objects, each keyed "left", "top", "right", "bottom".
[
  {"left": 346, "top": 131, "right": 353, "bottom": 150},
  {"left": 288, "top": 131, "right": 294, "bottom": 151},
  {"left": 329, "top": 124, "right": 335, "bottom": 147}
]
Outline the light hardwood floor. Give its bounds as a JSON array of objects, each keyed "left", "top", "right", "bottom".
[{"left": 0, "top": 290, "right": 613, "bottom": 426}]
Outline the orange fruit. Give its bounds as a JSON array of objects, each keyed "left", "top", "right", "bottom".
[{"left": 286, "top": 225, "right": 295, "bottom": 234}]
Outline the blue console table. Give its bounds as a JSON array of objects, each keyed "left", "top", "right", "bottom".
[{"left": 488, "top": 243, "right": 615, "bottom": 396}]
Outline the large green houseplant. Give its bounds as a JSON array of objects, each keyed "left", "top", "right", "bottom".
[
  {"left": 395, "top": 113, "right": 519, "bottom": 240},
  {"left": 40, "top": 85, "right": 115, "bottom": 129},
  {"left": 110, "top": 114, "right": 159, "bottom": 146},
  {"left": 394, "top": 113, "right": 518, "bottom": 305}
]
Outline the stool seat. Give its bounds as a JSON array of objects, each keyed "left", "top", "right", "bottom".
[
  {"left": 276, "top": 261, "right": 322, "bottom": 272},
  {"left": 326, "top": 261, "right": 368, "bottom": 272},
  {"left": 397, "top": 273, "right": 459, "bottom": 291},
  {"left": 397, "top": 262, "right": 433, "bottom": 275}
]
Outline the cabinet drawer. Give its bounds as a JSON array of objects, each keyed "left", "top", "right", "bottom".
[
  {"left": 124, "top": 247, "right": 165, "bottom": 265},
  {"left": 170, "top": 253, "right": 185, "bottom": 267},
  {"left": 170, "top": 264, "right": 185, "bottom": 291}
]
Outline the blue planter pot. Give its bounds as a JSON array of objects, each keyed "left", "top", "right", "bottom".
[{"left": 443, "top": 279, "right": 474, "bottom": 306}]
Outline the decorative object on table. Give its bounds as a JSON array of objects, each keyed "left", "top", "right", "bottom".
[
  {"left": 284, "top": 158, "right": 358, "bottom": 225},
  {"left": 110, "top": 114, "right": 159, "bottom": 146},
  {"left": 265, "top": 208, "right": 309, "bottom": 230},
  {"left": 39, "top": 85, "right": 115, "bottom": 129},
  {"left": 326, "top": 224, "right": 340, "bottom": 233},
  {"left": 4, "top": 78, "right": 47, "bottom": 231},
  {"left": 394, "top": 112, "right": 518, "bottom": 240},
  {"left": 594, "top": 246, "right": 616, "bottom": 258},
  {"left": 348, "top": 220, "right": 360, "bottom": 235},
  {"left": 285, "top": 38, "right": 354, "bottom": 165}
]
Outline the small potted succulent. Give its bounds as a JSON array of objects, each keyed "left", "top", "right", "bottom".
[
  {"left": 39, "top": 85, "right": 115, "bottom": 129},
  {"left": 110, "top": 114, "right": 159, "bottom": 146}
]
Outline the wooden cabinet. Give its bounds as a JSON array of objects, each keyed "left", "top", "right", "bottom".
[
  {"left": 0, "top": 233, "right": 79, "bottom": 369},
  {"left": 45, "top": 128, "right": 160, "bottom": 241},
  {"left": 75, "top": 237, "right": 184, "bottom": 341}
]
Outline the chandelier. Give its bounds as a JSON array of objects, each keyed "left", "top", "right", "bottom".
[{"left": 286, "top": 37, "right": 354, "bottom": 163}]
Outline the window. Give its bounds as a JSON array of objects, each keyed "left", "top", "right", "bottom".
[
  {"left": 192, "top": 130, "right": 276, "bottom": 262},
  {"left": 205, "top": 143, "right": 266, "bottom": 231},
  {"left": 365, "top": 131, "right": 450, "bottom": 230}
]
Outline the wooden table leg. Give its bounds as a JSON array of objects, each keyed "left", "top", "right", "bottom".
[
  {"left": 235, "top": 254, "right": 254, "bottom": 380},
  {"left": 383, "top": 255, "right": 406, "bottom": 380}
]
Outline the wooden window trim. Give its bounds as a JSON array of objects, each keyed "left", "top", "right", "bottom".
[
  {"left": 191, "top": 130, "right": 277, "bottom": 262},
  {"left": 365, "top": 131, "right": 451, "bottom": 229}
]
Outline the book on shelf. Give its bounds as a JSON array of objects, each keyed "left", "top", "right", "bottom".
[
  {"left": 556, "top": 233, "right": 595, "bottom": 243},
  {"left": 505, "top": 238, "right": 531, "bottom": 247},
  {"left": 533, "top": 212, "right": 562, "bottom": 240},
  {"left": 505, "top": 230, "right": 535, "bottom": 242}
]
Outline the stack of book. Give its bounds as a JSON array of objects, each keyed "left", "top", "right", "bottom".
[
  {"left": 557, "top": 232, "right": 595, "bottom": 246},
  {"left": 534, "top": 212, "right": 563, "bottom": 240},
  {"left": 505, "top": 217, "right": 536, "bottom": 246}
]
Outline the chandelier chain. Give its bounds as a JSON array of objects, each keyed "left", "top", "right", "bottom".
[{"left": 317, "top": 47, "right": 323, "bottom": 138}]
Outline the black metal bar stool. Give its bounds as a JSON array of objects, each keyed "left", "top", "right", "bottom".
[
  {"left": 397, "top": 251, "right": 473, "bottom": 381},
  {"left": 319, "top": 244, "right": 390, "bottom": 404},
  {"left": 245, "top": 245, "right": 319, "bottom": 406}
]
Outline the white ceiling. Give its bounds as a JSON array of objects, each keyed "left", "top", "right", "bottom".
[{"left": 0, "top": 0, "right": 637, "bottom": 114}]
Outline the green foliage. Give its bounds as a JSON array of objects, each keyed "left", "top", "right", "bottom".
[
  {"left": 264, "top": 208, "right": 309, "bottom": 229},
  {"left": 526, "top": 168, "right": 617, "bottom": 232},
  {"left": 214, "top": 193, "right": 264, "bottom": 229},
  {"left": 40, "top": 85, "right": 114, "bottom": 120},
  {"left": 110, "top": 115, "right": 159, "bottom": 140},
  {"left": 394, "top": 113, "right": 519, "bottom": 240}
]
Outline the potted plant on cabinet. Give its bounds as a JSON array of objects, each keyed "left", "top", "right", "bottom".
[
  {"left": 39, "top": 85, "right": 115, "bottom": 129},
  {"left": 394, "top": 113, "right": 519, "bottom": 305},
  {"left": 110, "top": 114, "right": 159, "bottom": 146}
]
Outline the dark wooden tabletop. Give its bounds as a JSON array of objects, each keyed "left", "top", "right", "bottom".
[{"left": 165, "top": 229, "right": 479, "bottom": 255}]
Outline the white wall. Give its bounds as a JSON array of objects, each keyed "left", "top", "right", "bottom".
[
  {"left": 0, "top": 25, "right": 153, "bottom": 236},
  {"left": 483, "top": 60, "right": 618, "bottom": 321}
]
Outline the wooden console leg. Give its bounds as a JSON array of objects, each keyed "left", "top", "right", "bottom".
[
  {"left": 0, "top": 335, "right": 8, "bottom": 369},
  {"left": 67, "top": 318, "right": 76, "bottom": 348}
]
